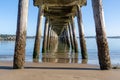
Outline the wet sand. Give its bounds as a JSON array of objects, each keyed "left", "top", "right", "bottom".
[{"left": 0, "top": 61, "right": 120, "bottom": 80}]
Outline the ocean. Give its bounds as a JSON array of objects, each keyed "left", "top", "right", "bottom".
[{"left": 0, "top": 38, "right": 120, "bottom": 65}]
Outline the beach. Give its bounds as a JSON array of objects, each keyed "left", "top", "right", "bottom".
[
  {"left": 0, "top": 38, "right": 120, "bottom": 80},
  {"left": 0, "top": 0, "right": 120, "bottom": 80},
  {"left": 0, "top": 61, "right": 120, "bottom": 80}
]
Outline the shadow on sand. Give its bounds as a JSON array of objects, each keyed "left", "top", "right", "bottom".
[
  {"left": 25, "top": 66, "right": 99, "bottom": 70},
  {"left": 0, "top": 66, "right": 99, "bottom": 71},
  {"left": 0, "top": 66, "right": 13, "bottom": 70}
]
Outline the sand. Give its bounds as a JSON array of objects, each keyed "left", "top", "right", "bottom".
[{"left": 0, "top": 61, "right": 120, "bottom": 80}]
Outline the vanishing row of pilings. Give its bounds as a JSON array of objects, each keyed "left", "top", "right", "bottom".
[{"left": 13, "top": 0, "right": 111, "bottom": 70}]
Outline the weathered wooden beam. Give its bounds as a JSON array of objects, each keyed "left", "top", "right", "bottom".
[
  {"left": 33, "top": 6, "right": 44, "bottom": 63},
  {"left": 13, "top": 0, "right": 29, "bottom": 69},
  {"left": 48, "top": 6, "right": 73, "bottom": 10},
  {"left": 44, "top": 10, "right": 75, "bottom": 17},
  {"left": 47, "top": 8, "right": 72, "bottom": 13},
  {"left": 49, "top": 16, "right": 70, "bottom": 20},
  {"left": 34, "top": 0, "right": 87, "bottom": 7},
  {"left": 51, "top": 24, "right": 67, "bottom": 26},
  {"left": 50, "top": 18, "right": 70, "bottom": 23},
  {"left": 77, "top": 5, "right": 88, "bottom": 59},
  {"left": 92, "top": 0, "right": 111, "bottom": 70},
  {"left": 51, "top": 22, "right": 68, "bottom": 25},
  {"left": 50, "top": 20, "right": 68, "bottom": 23}
]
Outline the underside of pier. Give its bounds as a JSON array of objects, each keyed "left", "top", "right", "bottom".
[{"left": 34, "top": 0, "right": 86, "bottom": 35}]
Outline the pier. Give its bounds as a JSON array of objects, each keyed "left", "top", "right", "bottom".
[{"left": 11, "top": 0, "right": 111, "bottom": 70}]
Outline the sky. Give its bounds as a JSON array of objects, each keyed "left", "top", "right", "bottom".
[{"left": 0, "top": 0, "right": 120, "bottom": 36}]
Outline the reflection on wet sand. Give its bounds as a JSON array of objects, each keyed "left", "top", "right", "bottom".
[
  {"left": 42, "top": 36, "right": 88, "bottom": 64},
  {"left": 81, "top": 59, "right": 88, "bottom": 64}
]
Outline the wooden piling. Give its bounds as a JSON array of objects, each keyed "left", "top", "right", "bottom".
[
  {"left": 13, "top": 0, "right": 29, "bottom": 69},
  {"left": 77, "top": 5, "right": 88, "bottom": 59},
  {"left": 65, "top": 27, "right": 71, "bottom": 48},
  {"left": 71, "top": 17, "right": 78, "bottom": 53},
  {"left": 92, "top": 0, "right": 111, "bottom": 70},
  {"left": 61, "top": 27, "right": 70, "bottom": 48},
  {"left": 49, "top": 29, "right": 53, "bottom": 52},
  {"left": 42, "top": 18, "right": 49, "bottom": 53},
  {"left": 33, "top": 6, "right": 44, "bottom": 62},
  {"left": 47, "top": 25, "right": 51, "bottom": 52},
  {"left": 68, "top": 22, "right": 74, "bottom": 50}
]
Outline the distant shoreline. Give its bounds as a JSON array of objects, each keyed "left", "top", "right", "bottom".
[
  {"left": 1, "top": 34, "right": 120, "bottom": 41},
  {"left": 0, "top": 34, "right": 35, "bottom": 41},
  {"left": 81, "top": 36, "right": 120, "bottom": 38}
]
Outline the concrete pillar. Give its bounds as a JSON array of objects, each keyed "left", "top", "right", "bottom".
[
  {"left": 77, "top": 5, "right": 88, "bottom": 59},
  {"left": 71, "top": 17, "right": 78, "bottom": 53},
  {"left": 13, "top": 0, "right": 29, "bottom": 69},
  {"left": 92, "top": 0, "right": 111, "bottom": 70},
  {"left": 33, "top": 6, "right": 44, "bottom": 62},
  {"left": 42, "top": 18, "right": 49, "bottom": 53}
]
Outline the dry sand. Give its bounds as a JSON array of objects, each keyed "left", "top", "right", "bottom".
[{"left": 0, "top": 61, "right": 120, "bottom": 80}]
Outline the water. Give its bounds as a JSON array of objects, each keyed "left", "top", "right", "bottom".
[{"left": 0, "top": 38, "right": 120, "bottom": 65}]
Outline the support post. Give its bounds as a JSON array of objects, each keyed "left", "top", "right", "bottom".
[
  {"left": 92, "top": 0, "right": 111, "bottom": 70},
  {"left": 68, "top": 22, "right": 74, "bottom": 50},
  {"left": 33, "top": 6, "right": 44, "bottom": 62},
  {"left": 77, "top": 5, "right": 88, "bottom": 59},
  {"left": 65, "top": 27, "right": 70, "bottom": 48},
  {"left": 42, "top": 18, "right": 49, "bottom": 53},
  {"left": 71, "top": 17, "right": 78, "bottom": 53},
  {"left": 13, "top": 0, "right": 29, "bottom": 69},
  {"left": 47, "top": 25, "right": 51, "bottom": 52}
]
